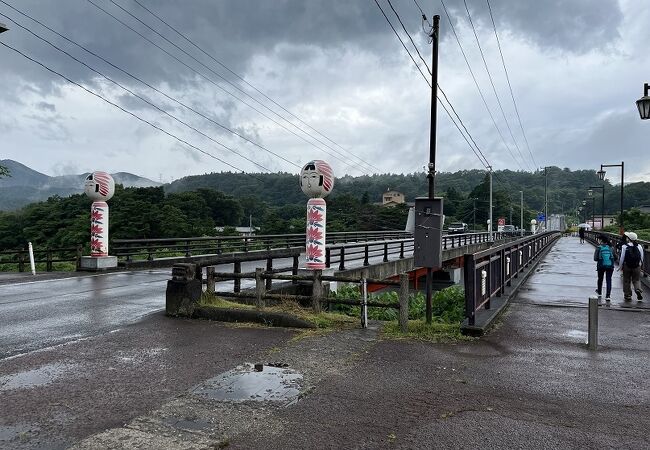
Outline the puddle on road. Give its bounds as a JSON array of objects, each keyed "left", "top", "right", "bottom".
[
  {"left": 0, "top": 424, "right": 38, "bottom": 443},
  {"left": 193, "top": 363, "right": 302, "bottom": 406},
  {"left": 0, "top": 363, "right": 75, "bottom": 391},
  {"left": 565, "top": 329, "right": 587, "bottom": 340}
]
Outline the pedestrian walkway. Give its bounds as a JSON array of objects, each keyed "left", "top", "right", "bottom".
[{"left": 514, "top": 236, "right": 650, "bottom": 310}]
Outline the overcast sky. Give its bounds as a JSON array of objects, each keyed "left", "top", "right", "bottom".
[{"left": 0, "top": 0, "right": 648, "bottom": 184}]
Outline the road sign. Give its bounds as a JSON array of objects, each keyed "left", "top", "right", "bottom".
[
  {"left": 497, "top": 217, "right": 506, "bottom": 226},
  {"left": 537, "top": 213, "right": 546, "bottom": 222}
]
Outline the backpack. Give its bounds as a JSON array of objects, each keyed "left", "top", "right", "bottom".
[
  {"left": 624, "top": 244, "right": 642, "bottom": 269},
  {"left": 598, "top": 245, "right": 614, "bottom": 269}
]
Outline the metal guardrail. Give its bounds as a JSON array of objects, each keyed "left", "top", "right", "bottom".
[
  {"left": 112, "top": 230, "right": 412, "bottom": 262},
  {"left": 0, "top": 246, "right": 82, "bottom": 272},
  {"left": 463, "top": 231, "right": 561, "bottom": 326},
  {"left": 584, "top": 230, "right": 650, "bottom": 277}
]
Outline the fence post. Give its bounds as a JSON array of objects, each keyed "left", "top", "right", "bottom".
[
  {"left": 266, "top": 258, "right": 273, "bottom": 290},
  {"left": 76, "top": 245, "right": 83, "bottom": 270},
  {"left": 464, "top": 254, "right": 476, "bottom": 326},
  {"left": 399, "top": 273, "right": 409, "bottom": 333},
  {"left": 383, "top": 243, "right": 389, "bottom": 262},
  {"left": 185, "top": 240, "right": 191, "bottom": 257},
  {"left": 18, "top": 250, "right": 25, "bottom": 273},
  {"left": 292, "top": 255, "right": 299, "bottom": 285},
  {"left": 234, "top": 261, "right": 241, "bottom": 293},
  {"left": 311, "top": 269, "right": 323, "bottom": 313},
  {"left": 339, "top": 248, "right": 346, "bottom": 271},
  {"left": 364, "top": 245, "right": 369, "bottom": 266},
  {"left": 361, "top": 277, "right": 368, "bottom": 329},
  {"left": 399, "top": 242, "right": 404, "bottom": 259},
  {"left": 206, "top": 266, "right": 215, "bottom": 294},
  {"left": 325, "top": 248, "right": 331, "bottom": 268},
  {"left": 255, "top": 268, "right": 266, "bottom": 308}
]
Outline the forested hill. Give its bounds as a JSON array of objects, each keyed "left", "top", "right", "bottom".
[{"left": 166, "top": 167, "right": 650, "bottom": 215}]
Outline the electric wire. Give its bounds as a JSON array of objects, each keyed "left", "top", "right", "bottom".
[
  {"left": 0, "top": 11, "right": 275, "bottom": 173},
  {"left": 374, "top": 0, "right": 490, "bottom": 169},
  {"left": 411, "top": 0, "right": 432, "bottom": 26},
  {"left": 0, "top": 41, "right": 261, "bottom": 179},
  {"left": 485, "top": 0, "right": 538, "bottom": 168},
  {"left": 103, "top": 0, "right": 375, "bottom": 175},
  {"left": 461, "top": 0, "right": 532, "bottom": 171},
  {"left": 83, "top": 0, "right": 358, "bottom": 173},
  {"left": 439, "top": 0, "right": 524, "bottom": 170},
  {"left": 129, "top": 0, "right": 384, "bottom": 174},
  {"left": 0, "top": 1, "right": 300, "bottom": 170}
]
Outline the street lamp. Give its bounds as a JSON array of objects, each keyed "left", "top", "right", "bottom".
[
  {"left": 637, "top": 83, "right": 650, "bottom": 120},
  {"left": 588, "top": 186, "right": 605, "bottom": 230},
  {"left": 598, "top": 162, "right": 624, "bottom": 234},
  {"left": 583, "top": 197, "right": 595, "bottom": 228}
]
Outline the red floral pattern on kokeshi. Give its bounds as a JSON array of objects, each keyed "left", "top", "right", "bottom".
[
  {"left": 306, "top": 198, "right": 326, "bottom": 269},
  {"left": 90, "top": 201, "right": 109, "bottom": 257}
]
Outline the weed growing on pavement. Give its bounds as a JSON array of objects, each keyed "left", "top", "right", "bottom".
[{"left": 383, "top": 320, "right": 473, "bottom": 343}]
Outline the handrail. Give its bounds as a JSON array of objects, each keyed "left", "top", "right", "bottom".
[
  {"left": 0, "top": 245, "right": 82, "bottom": 272},
  {"left": 584, "top": 230, "right": 650, "bottom": 277},
  {"left": 463, "top": 231, "right": 561, "bottom": 326}
]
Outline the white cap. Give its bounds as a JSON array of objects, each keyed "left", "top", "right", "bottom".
[{"left": 624, "top": 231, "right": 638, "bottom": 241}]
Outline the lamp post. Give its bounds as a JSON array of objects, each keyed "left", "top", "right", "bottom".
[
  {"left": 488, "top": 166, "right": 493, "bottom": 241},
  {"left": 588, "top": 186, "right": 605, "bottom": 230},
  {"left": 583, "top": 198, "right": 595, "bottom": 228},
  {"left": 597, "top": 162, "right": 624, "bottom": 234},
  {"left": 539, "top": 167, "right": 551, "bottom": 231},
  {"left": 578, "top": 206, "right": 584, "bottom": 223},
  {"left": 636, "top": 83, "right": 650, "bottom": 120}
]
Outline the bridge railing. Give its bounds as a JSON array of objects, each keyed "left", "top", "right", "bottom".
[
  {"left": 584, "top": 230, "right": 650, "bottom": 277},
  {"left": 112, "top": 230, "right": 411, "bottom": 262},
  {"left": 0, "top": 246, "right": 82, "bottom": 272},
  {"left": 463, "top": 231, "right": 561, "bottom": 326}
]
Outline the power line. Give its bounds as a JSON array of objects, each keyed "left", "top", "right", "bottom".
[
  {"left": 0, "top": 1, "right": 300, "bottom": 170},
  {"left": 0, "top": 11, "right": 275, "bottom": 173},
  {"left": 411, "top": 0, "right": 431, "bottom": 27},
  {"left": 100, "top": 0, "right": 377, "bottom": 175},
  {"left": 461, "top": 0, "right": 532, "bottom": 171},
  {"left": 377, "top": 0, "right": 490, "bottom": 169},
  {"left": 0, "top": 41, "right": 260, "bottom": 178},
  {"left": 485, "top": 0, "right": 538, "bottom": 168},
  {"left": 129, "top": 0, "right": 384, "bottom": 174},
  {"left": 83, "top": 0, "right": 359, "bottom": 173},
  {"left": 438, "top": 0, "right": 524, "bottom": 171}
]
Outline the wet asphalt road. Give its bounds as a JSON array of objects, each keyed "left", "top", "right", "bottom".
[{"left": 0, "top": 271, "right": 170, "bottom": 359}]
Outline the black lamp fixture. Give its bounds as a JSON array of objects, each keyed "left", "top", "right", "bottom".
[
  {"left": 637, "top": 83, "right": 650, "bottom": 120},
  {"left": 0, "top": 22, "right": 8, "bottom": 33}
]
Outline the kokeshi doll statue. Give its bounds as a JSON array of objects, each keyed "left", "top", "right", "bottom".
[
  {"left": 83, "top": 171, "right": 115, "bottom": 257},
  {"left": 300, "top": 160, "right": 334, "bottom": 269}
]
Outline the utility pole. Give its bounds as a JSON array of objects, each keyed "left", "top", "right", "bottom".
[
  {"left": 424, "top": 14, "right": 440, "bottom": 325},
  {"left": 488, "top": 167, "right": 493, "bottom": 241},
  {"left": 538, "top": 166, "right": 551, "bottom": 231},
  {"left": 509, "top": 205, "right": 513, "bottom": 225},
  {"left": 472, "top": 198, "right": 476, "bottom": 231},
  {"left": 520, "top": 191, "right": 524, "bottom": 236}
]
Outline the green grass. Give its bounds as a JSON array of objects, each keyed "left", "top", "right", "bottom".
[
  {"left": 383, "top": 320, "right": 473, "bottom": 343},
  {"left": 198, "top": 293, "right": 357, "bottom": 329}
]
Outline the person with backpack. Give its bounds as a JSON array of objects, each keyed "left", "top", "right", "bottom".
[
  {"left": 618, "top": 231, "right": 644, "bottom": 303},
  {"left": 594, "top": 235, "right": 615, "bottom": 302}
]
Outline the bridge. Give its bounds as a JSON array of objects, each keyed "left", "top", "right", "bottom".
[{"left": 1, "top": 229, "right": 648, "bottom": 448}]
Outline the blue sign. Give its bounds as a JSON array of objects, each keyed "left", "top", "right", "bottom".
[{"left": 537, "top": 213, "right": 546, "bottom": 222}]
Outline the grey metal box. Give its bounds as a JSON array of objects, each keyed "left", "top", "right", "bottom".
[{"left": 414, "top": 197, "right": 444, "bottom": 268}]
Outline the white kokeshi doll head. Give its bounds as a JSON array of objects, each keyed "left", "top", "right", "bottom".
[
  {"left": 84, "top": 171, "right": 115, "bottom": 202},
  {"left": 300, "top": 160, "right": 334, "bottom": 198}
]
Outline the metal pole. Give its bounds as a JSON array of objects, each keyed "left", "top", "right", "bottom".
[
  {"left": 489, "top": 167, "right": 493, "bottom": 241},
  {"left": 473, "top": 198, "right": 476, "bottom": 232},
  {"left": 427, "top": 15, "right": 440, "bottom": 199},
  {"left": 620, "top": 161, "right": 624, "bottom": 234},
  {"left": 520, "top": 191, "right": 523, "bottom": 236},
  {"left": 601, "top": 187, "right": 604, "bottom": 230},
  {"left": 588, "top": 295, "right": 599, "bottom": 350}
]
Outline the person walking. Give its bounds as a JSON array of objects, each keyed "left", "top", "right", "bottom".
[
  {"left": 578, "top": 226, "right": 585, "bottom": 244},
  {"left": 619, "top": 231, "right": 644, "bottom": 304},
  {"left": 594, "top": 235, "right": 615, "bottom": 303}
]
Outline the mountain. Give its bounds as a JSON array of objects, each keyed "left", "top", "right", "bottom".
[{"left": 0, "top": 160, "right": 161, "bottom": 210}]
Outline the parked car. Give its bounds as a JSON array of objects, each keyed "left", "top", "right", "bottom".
[
  {"left": 501, "top": 225, "right": 516, "bottom": 234},
  {"left": 447, "top": 222, "right": 468, "bottom": 234}
]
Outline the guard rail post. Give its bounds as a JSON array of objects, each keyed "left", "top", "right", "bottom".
[
  {"left": 311, "top": 269, "right": 323, "bottom": 313},
  {"left": 234, "top": 261, "right": 241, "bottom": 293},
  {"left": 266, "top": 258, "right": 273, "bottom": 290},
  {"left": 588, "top": 295, "right": 599, "bottom": 350},
  {"left": 255, "top": 268, "right": 266, "bottom": 308},
  {"left": 206, "top": 266, "right": 215, "bottom": 294}
]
